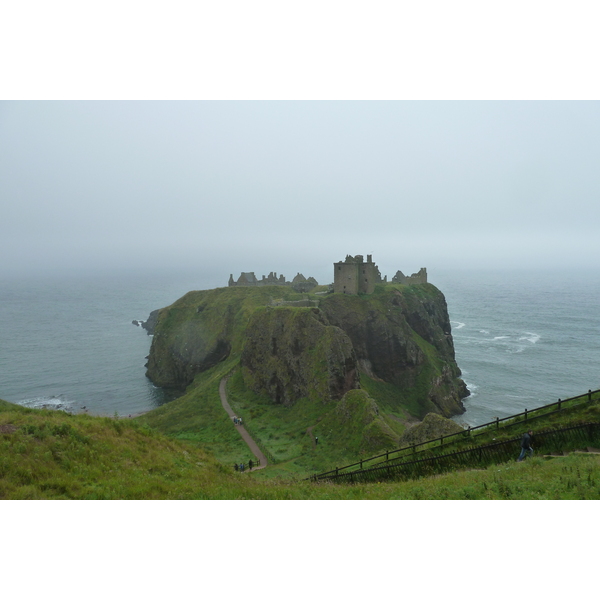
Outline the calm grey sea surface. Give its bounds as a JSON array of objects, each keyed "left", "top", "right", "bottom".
[{"left": 1, "top": 268, "right": 599, "bottom": 426}]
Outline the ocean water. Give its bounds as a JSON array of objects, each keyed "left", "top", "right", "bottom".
[
  {"left": 433, "top": 269, "right": 600, "bottom": 426},
  {"left": 0, "top": 270, "right": 212, "bottom": 416},
  {"left": 1, "top": 268, "right": 599, "bottom": 426}
]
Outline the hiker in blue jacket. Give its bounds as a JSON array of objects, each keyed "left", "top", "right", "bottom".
[{"left": 517, "top": 430, "right": 534, "bottom": 461}]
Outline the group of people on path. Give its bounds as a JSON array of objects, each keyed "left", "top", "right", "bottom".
[
  {"left": 231, "top": 415, "right": 254, "bottom": 472},
  {"left": 234, "top": 459, "right": 254, "bottom": 472}
]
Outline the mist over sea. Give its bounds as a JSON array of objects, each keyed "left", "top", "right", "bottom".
[{"left": 1, "top": 268, "right": 599, "bottom": 426}]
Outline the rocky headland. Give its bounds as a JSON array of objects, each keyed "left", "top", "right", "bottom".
[{"left": 144, "top": 281, "right": 469, "bottom": 419}]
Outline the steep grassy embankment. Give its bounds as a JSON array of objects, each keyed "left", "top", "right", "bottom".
[{"left": 3, "top": 397, "right": 600, "bottom": 500}]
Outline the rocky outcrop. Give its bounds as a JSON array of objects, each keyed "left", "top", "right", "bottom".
[
  {"left": 398, "top": 412, "right": 465, "bottom": 447},
  {"left": 141, "top": 309, "right": 160, "bottom": 335},
  {"left": 241, "top": 308, "right": 359, "bottom": 406},
  {"left": 318, "top": 285, "right": 468, "bottom": 416},
  {"left": 144, "top": 282, "right": 469, "bottom": 416}
]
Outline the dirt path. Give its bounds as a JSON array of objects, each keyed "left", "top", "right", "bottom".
[{"left": 219, "top": 377, "right": 267, "bottom": 471}]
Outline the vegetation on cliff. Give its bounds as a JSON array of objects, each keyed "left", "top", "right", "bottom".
[
  {"left": 146, "top": 283, "right": 467, "bottom": 407},
  {"left": 139, "top": 282, "right": 470, "bottom": 474}
]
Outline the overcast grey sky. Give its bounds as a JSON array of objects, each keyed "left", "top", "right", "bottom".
[{"left": 2, "top": 101, "right": 599, "bottom": 282}]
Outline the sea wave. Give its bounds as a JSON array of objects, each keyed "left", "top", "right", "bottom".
[
  {"left": 16, "top": 395, "right": 77, "bottom": 412},
  {"left": 451, "top": 321, "right": 465, "bottom": 330},
  {"left": 464, "top": 380, "right": 478, "bottom": 396},
  {"left": 519, "top": 332, "right": 540, "bottom": 344}
]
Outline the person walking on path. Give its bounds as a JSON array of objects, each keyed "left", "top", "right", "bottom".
[
  {"left": 219, "top": 376, "right": 267, "bottom": 469},
  {"left": 518, "top": 430, "right": 534, "bottom": 461}
]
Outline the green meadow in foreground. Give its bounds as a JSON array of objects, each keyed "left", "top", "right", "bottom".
[{"left": 2, "top": 396, "right": 600, "bottom": 500}]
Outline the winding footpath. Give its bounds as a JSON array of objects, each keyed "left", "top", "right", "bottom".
[{"left": 219, "top": 377, "right": 268, "bottom": 471}]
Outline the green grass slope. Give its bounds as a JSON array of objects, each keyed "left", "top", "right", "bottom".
[{"left": 3, "top": 397, "right": 600, "bottom": 499}]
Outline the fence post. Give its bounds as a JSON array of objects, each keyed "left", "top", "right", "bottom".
[
  {"left": 336, "top": 467, "right": 339, "bottom": 476},
  {"left": 525, "top": 409, "right": 527, "bottom": 420},
  {"left": 468, "top": 426, "right": 471, "bottom": 436},
  {"left": 360, "top": 459, "right": 363, "bottom": 469},
  {"left": 496, "top": 417, "right": 499, "bottom": 429},
  {"left": 386, "top": 450, "right": 389, "bottom": 461},
  {"left": 589, "top": 390, "right": 592, "bottom": 401},
  {"left": 558, "top": 398, "right": 561, "bottom": 411}
]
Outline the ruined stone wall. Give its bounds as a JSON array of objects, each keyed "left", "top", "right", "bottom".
[
  {"left": 392, "top": 268, "right": 428, "bottom": 285},
  {"left": 229, "top": 271, "right": 318, "bottom": 292}
]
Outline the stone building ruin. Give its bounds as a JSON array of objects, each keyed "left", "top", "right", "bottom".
[
  {"left": 228, "top": 271, "right": 318, "bottom": 293},
  {"left": 391, "top": 267, "right": 428, "bottom": 285},
  {"left": 227, "top": 255, "right": 427, "bottom": 297},
  {"left": 333, "top": 254, "right": 427, "bottom": 295}
]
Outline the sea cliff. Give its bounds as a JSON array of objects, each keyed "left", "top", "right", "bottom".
[{"left": 145, "top": 282, "right": 468, "bottom": 418}]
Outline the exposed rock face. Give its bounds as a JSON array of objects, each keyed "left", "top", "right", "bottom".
[
  {"left": 141, "top": 309, "right": 159, "bottom": 335},
  {"left": 318, "top": 285, "right": 468, "bottom": 416},
  {"left": 144, "top": 282, "right": 468, "bottom": 416},
  {"left": 241, "top": 308, "right": 359, "bottom": 406}
]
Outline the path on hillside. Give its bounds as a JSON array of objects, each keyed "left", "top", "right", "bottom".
[{"left": 219, "top": 377, "right": 267, "bottom": 471}]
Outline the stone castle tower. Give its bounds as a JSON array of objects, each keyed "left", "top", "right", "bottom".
[
  {"left": 333, "top": 254, "right": 382, "bottom": 295},
  {"left": 333, "top": 254, "right": 427, "bottom": 295}
]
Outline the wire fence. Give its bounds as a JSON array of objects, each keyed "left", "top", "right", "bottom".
[
  {"left": 313, "top": 421, "right": 600, "bottom": 484},
  {"left": 310, "top": 387, "right": 600, "bottom": 482}
]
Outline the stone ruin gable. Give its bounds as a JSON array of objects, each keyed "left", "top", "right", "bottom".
[
  {"left": 391, "top": 267, "right": 428, "bottom": 285},
  {"left": 333, "top": 254, "right": 382, "bottom": 295},
  {"left": 228, "top": 271, "right": 318, "bottom": 292}
]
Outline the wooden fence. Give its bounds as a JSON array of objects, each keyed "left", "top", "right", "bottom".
[
  {"left": 309, "top": 387, "right": 600, "bottom": 483},
  {"left": 313, "top": 421, "right": 600, "bottom": 484}
]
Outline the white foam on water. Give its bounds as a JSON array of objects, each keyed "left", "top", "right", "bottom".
[
  {"left": 519, "top": 332, "right": 540, "bottom": 344},
  {"left": 17, "top": 395, "right": 76, "bottom": 412},
  {"left": 464, "top": 380, "right": 478, "bottom": 396},
  {"left": 451, "top": 321, "right": 465, "bottom": 330},
  {"left": 492, "top": 336, "right": 509, "bottom": 341},
  {"left": 479, "top": 330, "right": 489, "bottom": 334}
]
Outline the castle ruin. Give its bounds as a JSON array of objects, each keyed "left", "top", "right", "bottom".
[
  {"left": 227, "top": 255, "right": 427, "bottom": 297},
  {"left": 228, "top": 271, "right": 318, "bottom": 293},
  {"left": 333, "top": 254, "right": 427, "bottom": 295}
]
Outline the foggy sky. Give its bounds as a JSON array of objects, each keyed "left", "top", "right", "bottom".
[{"left": 2, "top": 101, "right": 600, "bottom": 283}]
